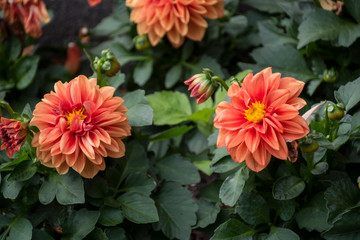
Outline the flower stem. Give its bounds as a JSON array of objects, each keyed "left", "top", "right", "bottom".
[
  {"left": 96, "top": 62, "right": 104, "bottom": 87},
  {"left": 212, "top": 76, "right": 229, "bottom": 91}
]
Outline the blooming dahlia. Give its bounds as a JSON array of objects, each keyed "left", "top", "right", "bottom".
[
  {"left": 126, "top": 0, "right": 224, "bottom": 48},
  {"left": 0, "top": 0, "right": 50, "bottom": 38},
  {"left": 31, "top": 75, "right": 131, "bottom": 178},
  {"left": 0, "top": 118, "right": 28, "bottom": 158},
  {"left": 214, "top": 68, "right": 309, "bottom": 172}
]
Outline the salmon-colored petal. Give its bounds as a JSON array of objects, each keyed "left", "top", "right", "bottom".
[{"left": 245, "top": 129, "right": 260, "bottom": 153}]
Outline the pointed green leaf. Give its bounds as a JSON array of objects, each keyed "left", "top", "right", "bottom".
[
  {"left": 273, "top": 176, "right": 305, "bottom": 200},
  {"left": 236, "top": 191, "right": 270, "bottom": 225},
  {"left": 118, "top": 192, "right": 159, "bottom": 224},
  {"left": 219, "top": 164, "right": 250, "bottom": 206},
  {"left": 210, "top": 218, "right": 255, "bottom": 240},
  {"left": 267, "top": 227, "right": 299, "bottom": 240},
  {"left": 334, "top": 77, "right": 360, "bottom": 112},
  {"left": 8, "top": 218, "right": 33, "bottom": 240},
  {"left": 55, "top": 171, "right": 85, "bottom": 205},
  {"left": 154, "top": 182, "right": 198, "bottom": 240}
]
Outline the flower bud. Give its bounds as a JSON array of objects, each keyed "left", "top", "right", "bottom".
[
  {"left": 184, "top": 69, "right": 218, "bottom": 104},
  {"left": 134, "top": 35, "right": 151, "bottom": 51},
  {"left": 0, "top": 118, "right": 28, "bottom": 158},
  {"left": 300, "top": 138, "right": 319, "bottom": 154},
  {"left": 94, "top": 49, "right": 121, "bottom": 77},
  {"left": 327, "top": 103, "right": 344, "bottom": 121},
  {"left": 322, "top": 68, "right": 337, "bottom": 83}
]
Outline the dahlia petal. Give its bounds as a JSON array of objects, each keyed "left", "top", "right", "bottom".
[
  {"left": 216, "top": 109, "right": 246, "bottom": 130},
  {"left": 273, "top": 104, "right": 300, "bottom": 121},
  {"left": 267, "top": 89, "right": 290, "bottom": 108},
  {"left": 72, "top": 152, "right": 86, "bottom": 173},
  {"left": 287, "top": 97, "right": 307, "bottom": 110},
  {"left": 186, "top": 20, "right": 206, "bottom": 41},
  {"left": 148, "top": 29, "right": 162, "bottom": 46},
  {"left": 234, "top": 142, "right": 249, "bottom": 163},
  {"left": 79, "top": 137, "right": 96, "bottom": 160},
  {"left": 245, "top": 153, "right": 268, "bottom": 172},
  {"left": 80, "top": 160, "right": 99, "bottom": 179},
  {"left": 260, "top": 127, "right": 279, "bottom": 150},
  {"left": 167, "top": 27, "right": 182, "bottom": 47},
  {"left": 227, "top": 129, "right": 246, "bottom": 148},
  {"left": 245, "top": 129, "right": 260, "bottom": 153},
  {"left": 279, "top": 77, "right": 305, "bottom": 99},
  {"left": 252, "top": 142, "right": 268, "bottom": 166},
  {"left": 56, "top": 161, "right": 70, "bottom": 175},
  {"left": 263, "top": 132, "right": 288, "bottom": 160},
  {"left": 60, "top": 132, "right": 77, "bottom": 155}
]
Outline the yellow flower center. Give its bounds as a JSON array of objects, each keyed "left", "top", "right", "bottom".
[
  {"left": 65, "top": 108, "right": 87, "bottom": 127},
  {"left": 244, "top": 101, "right": 266, "bottom": 123}
]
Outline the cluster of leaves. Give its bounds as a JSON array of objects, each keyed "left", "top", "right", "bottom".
[{"left": 1, "top": 0, "right": 360, "bottom": 239}]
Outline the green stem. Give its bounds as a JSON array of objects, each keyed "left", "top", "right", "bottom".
[
  {"left": 325, "top": 105, "right": 331, "bottom": 136},
  {"left": 83, "top": 48, "right": 95, "bottom": 72},
  {"left": 212, "top": 76, "right": 229, "bottom": 91},
  {"left": 96, "top": 62, "right": 103, "bottom": 87}
]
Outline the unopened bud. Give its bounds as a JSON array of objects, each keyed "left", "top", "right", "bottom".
[
  {"left": 184, "top": 71, "right": 218, "bottom": 104},
  {"left": 134, "top": 35, "right": 151, "bottom": 51}
]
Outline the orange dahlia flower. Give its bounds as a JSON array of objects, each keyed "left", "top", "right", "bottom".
[
  {"left": 0, "top": 0, "right": 50, "bottom": 38},
  {"left": 31, "top": 75, "right": 131, "bottom": 178},
  {"left": 126, "top": 0, "right": 224, "bottom": 48},
  {"left": 0, "top": 118, "right": 28, "bottom": 158},
  {"left": 214, "top": 68, "right": 309, "bottom": 172},
  {"left": 88, "top": 0, "right": 102, "bottom": 7}
]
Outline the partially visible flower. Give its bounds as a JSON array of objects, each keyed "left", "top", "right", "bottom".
[
  {"left": 214, "top": 68, "right": 309, "bottom": 172},
  {"left": 134, "top": 34, "right": 151, "bottom": 51},
  {"left": 185, "top": 69, "right": 218, "bottom": 104},
  {"left": 31, "top": 75, "right": 131, "bottom": 178},
  {"left": 0, "top": 0, "right": 50, "bottom": 38},
  {"left": 126, "top": 0, "right": 224, "bottom": 48},
  {"left": 64, "top": 42, "right": 81, "bottom": 76},
  {"left": 88, "top": 0, "right": 102, "bottom": 7},
  {"left": 318, "top": 0, "right": 343, "bottom": 15},
  {"left": 93, "top": 49, "right": 121, "bottom": 77},
  {"left": 79, "top": 27, "right": 90, "bottom": 43},
  {"left": 0, "top": 118, "right": 28, "bottom": 158}
]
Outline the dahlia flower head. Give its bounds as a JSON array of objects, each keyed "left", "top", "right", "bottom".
[
  {"left": 126, "top": 0, "right": 224, "bottom": 48},
  {"left": 88, "top": 0, "right": 102, "bottom": 7},
  {"left": 31, "top": 75, "right": 131, "bottom": 178},
  {"left": 214, "top": 68, "right": 309, "bottom": 172},
  {"left": 0, "top": 118, "right": 28, "bottom": 158},
  {"left": 0, "top": 0, "right": 50, "bottom": 38}
]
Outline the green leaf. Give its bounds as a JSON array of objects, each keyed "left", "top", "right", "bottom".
[
  {"left": 105, "top": 228, "right": 127, "bottom": 240},
  {"left": 118, "top": 192, "right": 159, "bottom": 224},
  {"left": 240, "top": 45, "right": 315, "bottom": 82},
  {"left": 344, "top": 0, "right": 360, "bottom": 23},
  {"left": 154, "top": 182, "right": 198, "bottom": 240},
  {"left": 273, "top": 176, "right": 305, "bottom": 200},
  {"left": 38, "top": 174, "right": 57, "bottom": 205},
  {"left": 4, "top": 36, "right": 21, "bottom": 62},
  {"left": 8, "top": 160, "right": 37, "bottom": 182},
  {"left": 98, "top": 206, "right": 124, "bottom": 227},
  {"left": 165, "top": 64, "right": 182, "bottom": 89},
  {"left": 243, "top": 0, "right": 282, "bottom": 13},
  {"left": 324, "top": 177, "right": 360, "bottom": 223},
  {"left": 107, "top": 73, "right": 125, "bottom": 89},
  {"left": 219, "top": 164, "right": 250, "bottom": 206},
  {"left": 150, "top": 126, "right": 194, "bottom": 142},
  {"left": 62, "top": 208, "right": 100, "bottom": 240},
  {"left": 322, "top": 205, "right": 360, "bottom": 240},
  {"left": 157, "top": 154, "right": 200, "bottom": 185},
  {"left": 119, "top": 172, "right": 156, "bottom": 195},
  {"left": 298, "top": 9, "right": 360, "bottom": 48},
  {"left": 193, "top": 160, "right": 213, "bottom": 176},
  {"left": 84, "top": 228, "right": 109, "bottom": 240},
  {"left": 258, "top": 19, "right": 297, "bottom": 47},
  {"left": 275, "top": 199, "right": 296, "bottom": 221},
  {"left": 211, "top": 147, "right": 240, "bottom": 173},
  {"left": 55, "top": 171, "right": 85, "bottom": 205},
  {"left": 235, "top": 192, "right": 270, "bottom": 225},
  {"left": 122, "top": 89, "right": 148, "bottom": 108},
  {"left": 8, "top": 218, "right": 33, "bottom": 240},
  {"left": 188, "top": 108, "right": 212, "bottom": 122},
  {"left": 190, "top": 55, "right": 224, "bottom": 79},
  {"left": 195, "top": 199, "right": 221, "bottom": 228},
  {"left": 134, "top": 60, "right": 153, "bottom": 86},
  {"left": 126, "top": 104, "right": 153, "bottom": 127},
  {"left": 334, "top": 77, "right": 360, "bottom": 112},
  {"left": 92, "top": 15, "right": 126, "bottom": 36},
  {"left": 32, "top": 229, "right": 55, "bottom": 240},
  {"left": 224, "top": 15, "right": 248, "bottom": 36},
  {"left": 1, "top": 174, "right": 24, "bottom": 199},
  {"left": 210, "top": 218, "right": 255, "bottom": 240},
  {"left": 111, "top": 43, "right": 149, "bottom": 65},
  {"left": 307, "top": 79, "right": 322, "bottom": 96},
  {"left": 123, "top": 141, "right": 149, "bottom": 176},
  {"left": 147, "top": 91, "right": 192, "bottom": 125},
  {"left": 351, "top": 111, "right": 360, "bottom": 133},
  {"left": 13, "top": 55, "right": 39, "bottom": 90},
  {"left": 296, "top": 192, "right": 332, "bottom": 232},
  {"left": 267, "top": 227, "right": 299, "bottom": 240}
]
